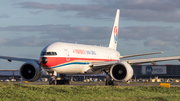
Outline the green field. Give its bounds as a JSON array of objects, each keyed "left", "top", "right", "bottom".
[{"left": 0, "top": 83, "right": 180, "bottom": 101}]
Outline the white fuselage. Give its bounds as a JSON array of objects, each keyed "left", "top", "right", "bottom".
[{"left": 40, "top": 42, "right": 120, "bottom": 74}]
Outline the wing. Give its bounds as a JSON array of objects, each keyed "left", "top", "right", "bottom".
[
  {"left": 119, "top": 52, "right": 163, "bottom": 58},
  {"left": 89, "top": 56, "right": 180, "bottom": 72},
  {"left": 123, "top": 56, "right": 180, "bottom": 65},
  {"left": 89, "top": 61, "right": 118, "bottom": 71},
  {"left": 0, "top": 55, "right": 39, "bottom": 64}
]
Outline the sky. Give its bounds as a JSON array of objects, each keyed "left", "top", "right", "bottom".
[{"left": 0, "top": 0, "right": 180, "bottom": 69}]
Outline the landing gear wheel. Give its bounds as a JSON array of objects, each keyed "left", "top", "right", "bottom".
[
  {"left": 105, "top": 80, "right": 114, "bottom": 85},
  {"left": 105, "top": 80, "right": 118, "bottom": 86},
  {"left": 64, "top": 80, "right": 70, "bottom": 85},
  {"left": 49, "top": 79, "right": 56, "bottom": 85},
  {"left": 56, "top": 80, "right": 69, "bottom": 85}
]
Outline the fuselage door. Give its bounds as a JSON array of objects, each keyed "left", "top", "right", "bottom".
[{"left": 64, "top": 49, "right": 70, "bottom": 61}]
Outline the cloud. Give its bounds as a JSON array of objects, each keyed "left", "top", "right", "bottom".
[
  {"left": 0, "top": 25, "right": 111, "bottom": 47},
  {"left": 16, "top": 1, "right": 180, "bottom": 22},
  {"left": 121, "top": 26, "right": 180, "bottom": 40},
  {"left": 92, "top": 0, "right": 180, "bottom": 12},
  {"left": 144, "top": 39, "right": 172, "bottom": 50},
  {"left": 0, "top": 24, "right": 179, "bottom": 50},
  {"left": 17, "top": 2, "right": 106, "bottom": 18},
  {"left": 0, "top": 36, "right": 58, "bottom": 47},
  {"left": 122, "top": 9, "right": 180, "bottom": 22},
  {"left": 144, "top": 39, "right": 170, "bottom": 46},
  {"left": 0, "top": 14, "right": 9, "bottom": 18},
  {"left": 0, "top": 38, "right": 7, "bottom": 45},
  {"left": 0, "top": 24, "right": 110, "bottom": 39},
  {"left": 17, "top": 1, "right": 101, "bottom": 11},
  {"left": 18, "top": 2, "right": 61, "bottom": 10},
  {"left": 120, "top": 26, "right": 180, "bottom": 50},
  {"left": 28, "top": 10, "right": 43, "bottom": 14}
]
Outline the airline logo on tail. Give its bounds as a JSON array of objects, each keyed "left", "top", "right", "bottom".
[
  {"left": 114, "top": 26, "right": 118, "bottom": 43},
  {"left": 108, "top": 9, "right": 119, "bottom": 50}
]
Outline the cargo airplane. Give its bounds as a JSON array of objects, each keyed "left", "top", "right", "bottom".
[{"left": 0, "top": 9, "right": 180, "bottom": 85}]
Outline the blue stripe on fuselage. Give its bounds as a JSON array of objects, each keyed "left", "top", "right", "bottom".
[{"left": 44, "top": 62, "right": 90, "bottom": 69}]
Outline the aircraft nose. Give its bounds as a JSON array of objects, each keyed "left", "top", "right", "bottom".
[{"left": 41, "top": 57, "right": 48, "bottom": 64}]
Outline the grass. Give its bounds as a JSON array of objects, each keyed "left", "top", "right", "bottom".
[{"left": 0, "top": 82, "right": 180, "bottom": 101}]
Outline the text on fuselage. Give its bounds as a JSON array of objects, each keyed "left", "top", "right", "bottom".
[{"left": 73, "top": 49, "right": 96, "bottom": 55}]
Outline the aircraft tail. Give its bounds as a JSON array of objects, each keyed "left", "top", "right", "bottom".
[{"left": 108, "top": 9, "right": 120, "bottom": 50}]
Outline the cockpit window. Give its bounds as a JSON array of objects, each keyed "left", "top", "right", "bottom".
[
  {"left": 47, "top": 52, "right": 51, "bottom": 55},
  {"left": 41, "top": 52, "right": 57, "bottom": 56},
  {"left": 41, "top": 52, "right": 46, "bottom": 55}
]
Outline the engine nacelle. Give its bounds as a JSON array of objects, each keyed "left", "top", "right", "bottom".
[
  {"left": 20, "top": 62, "right": 43, "bottom": 82},
  {"left": 110, "top": 62, "right": 134, "bottom": 82}
]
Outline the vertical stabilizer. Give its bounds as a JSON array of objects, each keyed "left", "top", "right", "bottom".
[{"left": 108, "top": 9, "right": 120, "bottom": 50}]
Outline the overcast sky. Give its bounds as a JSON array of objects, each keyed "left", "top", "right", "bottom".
[{"left": 0, "top": 0, "right": 180, "bottom": 69}]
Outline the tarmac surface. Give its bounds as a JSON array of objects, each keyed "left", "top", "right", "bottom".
[{"left": 8, "top": 81, "right": 180, "bottom": 86}]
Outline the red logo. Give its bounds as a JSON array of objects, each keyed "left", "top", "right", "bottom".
[
  {"left": 114, "top": 26, "right": 118, "bottom": 35},
  {"left": 73, "top": 49, "right": 86, "bottom": 54}
]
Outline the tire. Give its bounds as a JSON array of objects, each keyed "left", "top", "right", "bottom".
[
  {"left": 49, "top": 79, "right": 53, "bottom": 85},
  {"left": 109, "top": 80, "right": 114, "bottom": 85},
  {"left": 105, "top": 80, "right": 108, "bottom": 85},
  {"left": 65, "top": 80, "right": 69, "bottom": 85},
  {"left": 49, "top": 79, "right": 56, "bottom": 85},
  {"left": 105, "top": 80, "right": 114, "bottom": 85}
]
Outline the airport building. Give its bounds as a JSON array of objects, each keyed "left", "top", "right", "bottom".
[
  {"left": 0, "top": 65, "right": 180, "bottom": 81},
  {"left": 132, "top": 65, "right": 180, "bottom": 79}
]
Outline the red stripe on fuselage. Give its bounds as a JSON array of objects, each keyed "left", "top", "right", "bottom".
[{"left": 40, "top": 57, "right": 119, "bottom": 68}]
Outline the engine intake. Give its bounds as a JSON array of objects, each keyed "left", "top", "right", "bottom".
[
  {"left": 110, "top": 62, "right": 134, "bottom": 82},
  {"left": 20, "top": 62, "right": 43, "bottom": 81}
]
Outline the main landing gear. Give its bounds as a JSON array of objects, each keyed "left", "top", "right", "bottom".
[
  {"left": 48, "top": 72, "right": 69, "bottom": 85},
  {"left": 104, "top": 70, "right": 118, "bottom": 86},
  {"left": 105, "top": 76, "right": 118, "bottom": 86}
]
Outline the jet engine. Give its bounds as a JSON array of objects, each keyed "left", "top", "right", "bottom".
[
  {"left": 110, "top": 62, "right": 134, "bottom": 82},
  {"left": 20, "top": 62, "right": 43, "bottom": 81}
]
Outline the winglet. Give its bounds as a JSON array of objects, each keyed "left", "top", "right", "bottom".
[{"left": 108, "top": 9, "right": 120, "bottom": 50}]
